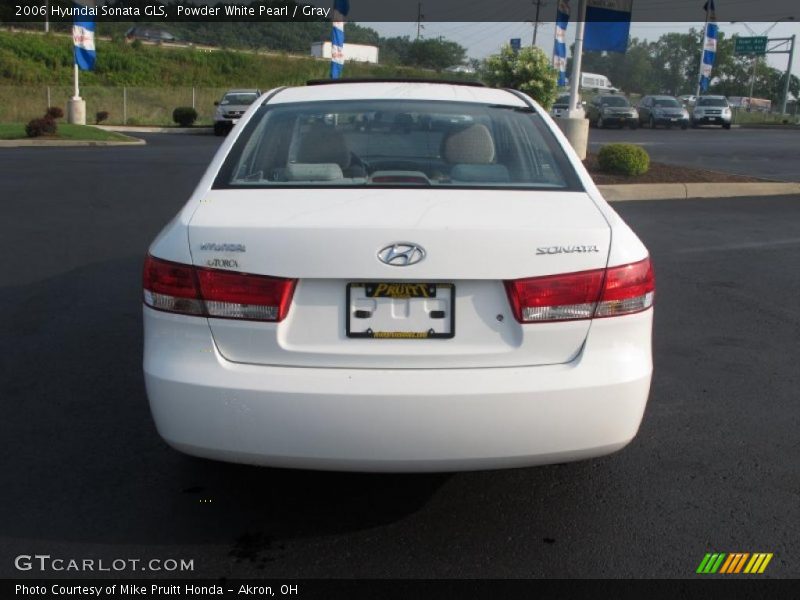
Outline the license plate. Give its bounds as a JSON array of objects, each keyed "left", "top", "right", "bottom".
[
  {"left": 346, "top": 282, "right": 455, "bottom": 339},
  {"left": 671, "top": 117, "right": 678, "bottom": 121}
]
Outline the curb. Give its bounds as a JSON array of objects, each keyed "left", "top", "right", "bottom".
[
  {"left": 95, "top": 125, "right": 213, "bottom": 135},
  {"left": 0, "top": 137, "right": 145, "bottom": 148},
  {"left": 598, "top": 182, "right": 800, "bottom": 202}
]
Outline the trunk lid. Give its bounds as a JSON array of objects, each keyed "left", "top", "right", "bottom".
[{"left": 188, "top": 189, "right": 610, "bottom": 368}]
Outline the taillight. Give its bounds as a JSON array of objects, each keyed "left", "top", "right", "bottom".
[
  {"left": 595, "top": 257, "right": 655, "bottom": 318},
  {"left": 196, "top": 268, "right": 295, "bottom": 321},
  {"left": 143, "top": 255, "right": 296, "bottom": 322},
  {"left": 504, "top": 257, "right": 654, "bottom": 323},
  {"left": 142, "top": 256, "right": 204, "bottom": 316}
]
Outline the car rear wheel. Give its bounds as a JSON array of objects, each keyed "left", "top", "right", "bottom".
[
  {"left": 629, "top": 121, "right": 638, "bottom": 130},
  {"left": 213, "top": 122, "right": 227, "bottom": 136},
  {"left": 723, "top": 123, "right": 731, "bottom": 130}
]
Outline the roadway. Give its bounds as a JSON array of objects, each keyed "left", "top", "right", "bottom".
[{"left": 0, "top": 134, "right": 798, "bottom": 579}]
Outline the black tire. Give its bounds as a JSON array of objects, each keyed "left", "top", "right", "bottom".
[
  {"left": 213, "top": 122, "right": 226, "bottom": 136},
  {"left": 629, "top": 121, "right": 639, "bottom": 130},
  {"left": 681, "top": 122, "right": 688, "bottom": 130},
  {"left": 691, "top": 120, "right": 698, "bottom": 129},
  {"left": 723, "top": 123, "right": 731, "bottom": 130},
  {"left": 649, "top": 116, "right": 656, "bottom": 129}
]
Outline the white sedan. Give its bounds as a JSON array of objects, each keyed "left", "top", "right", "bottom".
[{"left": 143, "top": 80, "right": 654, "bottom": 472}]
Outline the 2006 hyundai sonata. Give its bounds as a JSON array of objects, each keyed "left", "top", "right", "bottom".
[{"left": 143, "top": 80, "right": 654, "bottom": 472}]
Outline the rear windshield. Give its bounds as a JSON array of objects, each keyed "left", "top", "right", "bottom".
[
  {"left": 600, "top": 96, "right": 630, "bottom": 107},
  {"left": 214, "top": 99, "right": 582, "bottom": 190},
  {"left": 221, "top": 93, "right": 259, "bottom": 105},
  {"left": 698, "top": 97, "right": 728, "bottom": 107},
  {"left": 654, "top": 98, "right": 681, "bottom": 107}
]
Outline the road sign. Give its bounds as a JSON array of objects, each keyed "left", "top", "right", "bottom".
[
  {"left": 510, "top": 38, "right": 521, "bottom": 53},
  {"left": 734, "top": 36, "right": 768, "bottom": 56}
]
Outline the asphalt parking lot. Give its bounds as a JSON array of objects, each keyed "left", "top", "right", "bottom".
[
  {"left": 1, "top": 134, "right": 798, "bottom": 578},
  {"left": 590, "top": 127, "right": 800, "bottom": 182}
]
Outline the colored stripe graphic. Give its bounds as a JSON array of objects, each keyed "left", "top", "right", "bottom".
[{"left": 698, "top": 552, "right": 773, "bottom": 574}]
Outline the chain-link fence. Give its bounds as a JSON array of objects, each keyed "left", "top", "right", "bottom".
[{"left": 0, "top": 87, "right": 230, "bottom": 126}]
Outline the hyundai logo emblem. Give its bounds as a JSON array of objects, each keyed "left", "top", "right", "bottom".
[{"left": 377, "top": 243, "right": 426, "bottom": 267}]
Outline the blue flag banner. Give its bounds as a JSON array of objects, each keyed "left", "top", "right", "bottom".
[
  {"left": 700, "top": 0, "right": 717, "bottom": 91},
  {"left": 584, "top": 0, "right": 633, "bottom": 53},
  {"left": 72, "top": 1, "right": 96, "bottom": 71},
  {"left": 553, "top": 1, "right": 570, "bottom": 87},
  {"left": 330, "top": 0, "right": 349, "bottom": 79}
]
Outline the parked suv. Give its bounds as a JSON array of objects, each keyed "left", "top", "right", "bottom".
[
  {"left": 691, "top": 96, "right": 732, "bottom": 129},
  {"left": 586, "top": 94, "right": 639, "bottom": 129},
  {"left": 213, "top": 89, "right": 261, "bottom": 136},
  {"left": 638, "top": 95, "right": 690, "bottom": 129},
  {"left": 143, "top": 80, "right": 654, "bottom": 472},
  {"left": 549, "top": 93, "right": 581, "bottom": 118}
]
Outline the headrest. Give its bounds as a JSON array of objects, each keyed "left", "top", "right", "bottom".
[
  {"left": 442, "top": 124, "right": 496, "bottom": 164},
  {"left": 295, "top": 125, "right": 351, "bottom": 169}
]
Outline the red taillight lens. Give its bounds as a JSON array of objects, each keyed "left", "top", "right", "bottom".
[
  {"left": 504, "top": 257, "right": 654, "bottom": 323},
  {"left": 196, "top": 268, "right": 296, "bottom": 322},
  {"left": 504, "top": 269, "right": 605, "bottom": 322},
  {"left": 595, "top": 257, "right": 655, "bottom": 318},
  {"left": 143, "top": 255, "right": 296, "bottom": 322},
  {"left": 142, "top": 255, "right": 204, "bottom": 316}
]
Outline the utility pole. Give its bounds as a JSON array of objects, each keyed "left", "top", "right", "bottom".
[
  {"left": 532, "top": 0, "right": 546, "bottom": 47},
  {"left": 568, "top": 0, "right": 587, "bottom": 116},
  {"left": 416, "top": 2, "right": 424, "bottom": 40},
  {"left": 781, "top": 34, "right": 796, "bottom": 114},
  {"left": 748, "top": 55, "right": 758, "bottom": 110}
]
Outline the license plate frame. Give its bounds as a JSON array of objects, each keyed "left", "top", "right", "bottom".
[{"left": 346, "top": 282, "right": 455, "bottom": 339}]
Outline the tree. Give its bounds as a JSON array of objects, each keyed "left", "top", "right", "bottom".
[
  {"left": 480, "top": 45, "right": 558, "bottom": 109},
  {"left": 379, "top": 36, "right": 466, "bottom": 70}
]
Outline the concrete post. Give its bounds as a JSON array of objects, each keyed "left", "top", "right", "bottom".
[
  {"left": 556, "top": 118, "right": 590, "bottom": 160},
  {"left": 67, "top": 98, "right": 86, "bottom": 125},
  {"left": 67, "top": 63, "right": 86, "bottom": 125}
]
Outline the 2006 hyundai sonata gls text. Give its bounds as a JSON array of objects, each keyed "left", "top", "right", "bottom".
[{"left": 143, "top": 80, "right": 654, "bottom": 472}]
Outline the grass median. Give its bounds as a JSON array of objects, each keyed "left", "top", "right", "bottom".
[{"left": 0, "top": 123, "right": 140, "bottom": 142}]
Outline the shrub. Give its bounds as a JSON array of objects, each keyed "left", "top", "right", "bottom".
[
  {"left": 46, "top": 106, "right": 64, "bottom": 119},
  {"left": 172, "top": 106, "right": 198, "bottom": 127},
  {"left": 597, "top": 143, "right": 650, "bottom": 176},
  {"left": 480, "top": 45, "right": 558, "bottom": 110},
  {"left": 25, "top": 117, "right": 57, "bottom": 138},
  {"left": 96, "top": 111, "right": 110, "bottom": 124}
]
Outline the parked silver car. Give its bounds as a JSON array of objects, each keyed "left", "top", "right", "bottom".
[
  {"left": 691, "top": 96, "right": 732, "bottom": 129},
  {"left": 213, "top": 89, "right": 261, "bottom": 136}
]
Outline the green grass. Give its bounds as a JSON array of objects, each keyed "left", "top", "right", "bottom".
[
  {"left": 0, "top": 30, "right": 475, "bottom": 126},
  {"left": 0, "top": 123, "right": 139, "bottom": 141},
  {"left": 0, "top": 30, "right": 455, "bottom": 87}
]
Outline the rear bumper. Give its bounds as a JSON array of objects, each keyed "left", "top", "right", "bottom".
[{"left": 143, "top": 307, "right": 653, "bottom": 472}]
